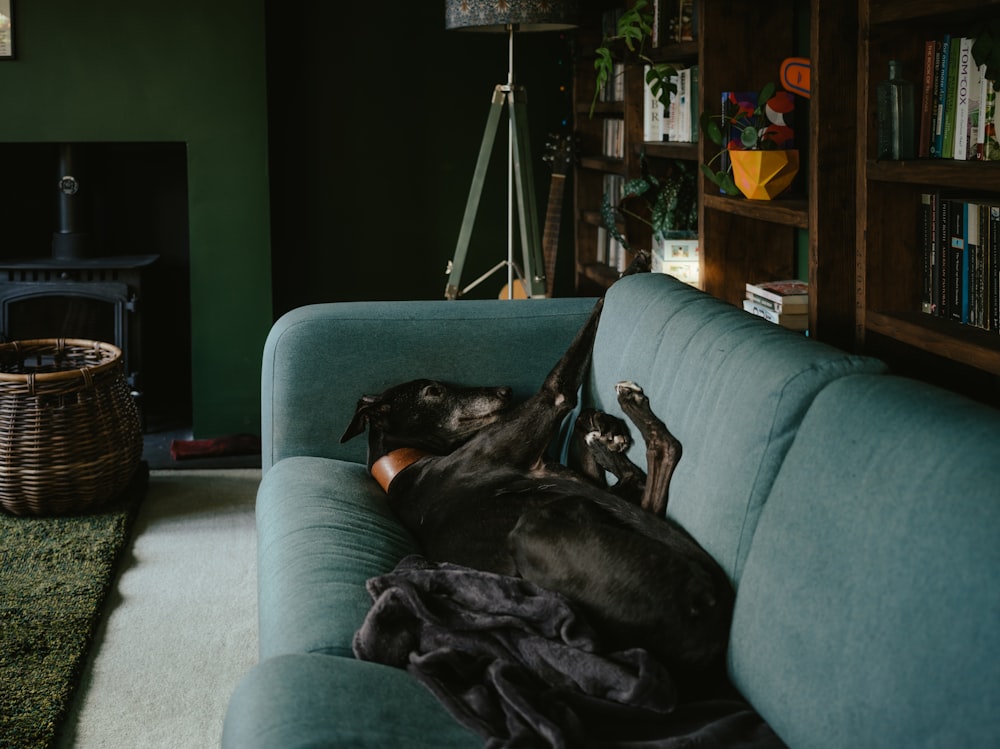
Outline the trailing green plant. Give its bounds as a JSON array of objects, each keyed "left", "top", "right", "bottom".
[
  {"left": 973, "top": 19, "right": 1000, "bottom": 86},
  {"left": 591, "top": 0, "right": 676, "bottom": 117},
  {"left": 600, "top": 154, "right": 697, "bottom": 251},
  {"left": 698, "top": 82, "right": 795, "bottom": 196}
]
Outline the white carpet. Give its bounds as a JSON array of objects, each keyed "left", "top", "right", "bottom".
[{"left": 58, "top": 468, "right": 260, "bottom": 749}]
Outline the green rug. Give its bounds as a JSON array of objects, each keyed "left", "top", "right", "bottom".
[{"left": 0, "top": 464, "right": 147, "bottom": 749}]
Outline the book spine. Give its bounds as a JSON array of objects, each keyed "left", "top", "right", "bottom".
[
  {"left": 974, "top": 63, "right": 989, "bottom": 160},
  {"left": 953, "top": 37, "right": 973, "bottom": 160},
  {"left": 933, "top": 34, "right": 951, "bottom": 158},
  {"left": 991, "top": 204, "right": 999, "bottom": 332},
  {"left": 942, "top": 36, "right": 961, "bottom": 159},
  {"left": 919, "top": 40, "right": 937, "bottom": 158},
  {"left": 930, "top": 191, "right": 940, "bottom": 316},
  {"left": 946, "top": 198, "right": 965, "bottom": 323},
  {"left": 967, "top": 202, "right": 979, "bottom": 326},
  {"left": 920, "top": 192, "right": 933, "bottom": 313},
  {"left": 939, "top": 196, "right": 951, "bottom": 318}
]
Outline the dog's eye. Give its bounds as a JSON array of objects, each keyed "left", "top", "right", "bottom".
[{"left": 422, "top": 384, "right": 444, "bottom": 399}]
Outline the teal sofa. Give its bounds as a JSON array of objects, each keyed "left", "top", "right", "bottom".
[{"left": 223, "top": 273, "right": 1000, "bottom": 748}]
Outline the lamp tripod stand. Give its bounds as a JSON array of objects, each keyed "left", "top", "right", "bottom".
[{"left": 444, "top": 24, "right": 547, "bottom": 300}]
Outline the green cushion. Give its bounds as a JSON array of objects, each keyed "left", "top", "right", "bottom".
[
  {"left": 588, "top": 273, "right": 886, "bottom": 583},
  {"left": 256, "top": 456, "right": 419, "bottom": 659},
  {"left": 222, "top": 654, "right": 479, "bottom": 749},
  {"left": 730, "top": 374, "right": 1000, "bottom": 747}
]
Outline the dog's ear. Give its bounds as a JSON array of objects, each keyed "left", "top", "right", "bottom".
[{"left": 340, "top": 394, "right": 384, "bottom": 443}]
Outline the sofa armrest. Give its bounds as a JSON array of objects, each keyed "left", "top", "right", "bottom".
[{"left": 261, "top": 297, "right": 596, "bottom": 472}]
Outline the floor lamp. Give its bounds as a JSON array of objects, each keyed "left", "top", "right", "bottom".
[{"left": 444, "top": 0, "right": 578, "bottom": 300}]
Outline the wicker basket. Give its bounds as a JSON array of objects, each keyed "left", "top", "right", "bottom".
[{"left": 0, "top": 338, "right": 143, "bottom": 516}]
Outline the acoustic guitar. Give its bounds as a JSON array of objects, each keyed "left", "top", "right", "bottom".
[{"left": 500, "top": 133, "right": 575, "bottom": 299}]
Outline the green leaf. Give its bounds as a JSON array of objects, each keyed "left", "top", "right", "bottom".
[
  {"left": 699, "top": 163, "right": 723, "bottom": 187},
  {"left": 622, "top": 177, "right": 651, "bottom": 198},
  {"left": 700, "top": 112, "right": 723, "bottom": 145},
  {"left": 740, "top": 126, "right": 759, "bottom": 148},
  {"left": 973, "top": 32, "right": 993, "bottom": 68},
  {"left": 719, "top": 173, "right": 739, "bottom": 196},
  {"left": 757, "top": 81, "right": 776, "bottom": 110}
]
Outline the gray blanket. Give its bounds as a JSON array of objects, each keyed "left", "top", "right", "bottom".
[{"left": 353, "top": 555, "right": 785, "bottom": 748}]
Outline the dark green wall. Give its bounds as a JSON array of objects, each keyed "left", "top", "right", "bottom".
[
  {"left": 0, "top": 1, "right": 576, "bottom": 436},
  {"left": 266, "top": 2, "right": 577, "bottom": 313},
  {"left": 0, "top": 0, "right": 272, "bottom": 437}
]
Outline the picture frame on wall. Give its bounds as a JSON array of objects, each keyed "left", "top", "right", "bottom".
[{"left": 0, "top": 0, "right": 13, "bottom": 60}]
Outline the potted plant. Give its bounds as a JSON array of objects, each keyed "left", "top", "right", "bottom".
[
  {"left": 600, "top": 154, "right": 697, "bottom": 253},
  {"left": 699, "top": 83, "right": 799, "bottom": 200}
]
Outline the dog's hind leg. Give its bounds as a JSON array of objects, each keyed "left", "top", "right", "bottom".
[{"left": 615, "top": 382, "right": 681, "bottom": 515}]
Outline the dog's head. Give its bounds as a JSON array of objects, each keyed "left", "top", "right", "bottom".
[{"left": 341, "top": 379, "right": 513, "bottom": 455}]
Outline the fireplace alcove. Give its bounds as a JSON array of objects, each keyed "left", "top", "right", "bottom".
[{"left": 0, "top": 142, "right": 192, "bottom": 431}]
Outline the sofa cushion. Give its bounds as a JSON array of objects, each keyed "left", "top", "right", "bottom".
[
  {"left": 256, "top": 456, "right": 419, "bottom": 659},
  {"left": 588, "top": 273, "right": 886, "bottom": 583},
  {"left": 222, "top": 654, "right": 479, "bottom": 749},
  {"left": 729, "top": 374, "right": 1000, "bottom": 747}
]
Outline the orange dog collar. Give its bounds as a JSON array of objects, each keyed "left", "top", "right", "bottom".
[{"left": 371, "top": 448, "right": 430, "bottom": 492}]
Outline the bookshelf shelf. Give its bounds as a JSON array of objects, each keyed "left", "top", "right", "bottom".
[
  {"left": 866, "top": 311, "right": 1000, "bottom": 376},
  {"left": 702, "top": 194, "right": 809, "bottom": 229}
]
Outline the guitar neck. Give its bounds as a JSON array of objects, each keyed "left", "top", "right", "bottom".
[{"left": 541, "top": 173, "right": 566, "bottom": 297}]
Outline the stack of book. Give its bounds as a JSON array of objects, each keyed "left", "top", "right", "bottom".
[
  {"left": 919, "top": 35, "right": 999, "bottom": 160},
  {"left": 919, "top": 192, "right": 998, "bottom": 332},
  {"left": 743, "top": 280, "right": 809, "bottom": 331},
  {"left": 643, "top": 64, "right": 699, "bottom": 144}
]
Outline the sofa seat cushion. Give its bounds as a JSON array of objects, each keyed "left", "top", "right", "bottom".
[
  {"left": 730, "top": 374, "right": 1000, "bottom": 748},
  {"left": 222, "top": 654, "right": 479, "bottom": 749},
  {"left": 588, "top": 273, "right": 887, "bottom": 583},
  {"left": 256, "top": 456, "right": 419, "bottom": 659}
]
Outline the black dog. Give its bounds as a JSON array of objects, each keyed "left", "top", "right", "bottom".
[{"left": 342, "top": 256, "right": 734, "bottom": 688}]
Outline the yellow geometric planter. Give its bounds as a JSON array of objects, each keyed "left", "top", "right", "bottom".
[{"left": 729, "top": 149, "right": 800, "bottom": 200}]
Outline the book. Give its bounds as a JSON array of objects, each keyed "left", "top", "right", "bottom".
[
  {"left": 920, "top": 192, "right": 934, "bottom": 313},
  {"left": 745, "top": 279, "right": 809, "bottom": 305},
  {"left": 991, "top": 204, "right": 999, "bottom": 332},
  {"left": 984, "top": 79, "right": 1000, "bottom": 160},
  {"left": 643, "top": 64, "right": 665, "bottom": 141},
  {"left": 918, "top": 40, "right": 938, "bottom": 158},
  {"left": 952, "top": 37, "right": 974, "bottom": 160},
  {"left": 945, "top": 198, "right": 967, "bottom": 323},
  {"left": 745, "top": 291, "right": 808, "bottom": 315},
  {"left": 742, "top": 299, "right": 808, "bottom": 331},
  {"left": 942, "top": 36, "right": 961, "bottom": 159},
  {"left": 932, "top": 33, "right": 951, "bottom": 157}
]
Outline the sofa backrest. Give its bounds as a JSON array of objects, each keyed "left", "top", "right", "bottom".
[
  {"left": 729, "top": 374, "right": 1000, "bottom": 747},
  {"left": 587, "top": 273, "right": 886, "bottom": 583},
  {"left": 261, "top": 297, "right": 596, "bottom": 471}
]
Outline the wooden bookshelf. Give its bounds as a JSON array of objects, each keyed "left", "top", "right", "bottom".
[
  {"left": 856, "top": 0, "right": 1000, "bottom": 405},
  {"left": 572, "top": 0, "right": 858, "bottom": 350}
]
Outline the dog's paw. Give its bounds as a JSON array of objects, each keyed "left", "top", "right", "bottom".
[
  {"left": 615, "top": 381, "right": 644, "bottom": 396},
  {"left": 616, "top": 381, "right": 649, "bottom": 406},
  {"left": 578, "top": 409, "right": 631, "bottom": 453}
]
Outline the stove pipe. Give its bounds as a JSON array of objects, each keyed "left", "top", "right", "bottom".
[{"left": 51, "top": 143, "right": 90, "bottom": 260}]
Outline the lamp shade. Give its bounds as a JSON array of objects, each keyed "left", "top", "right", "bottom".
[{"left": 445, "top": 0, "right": 578, "bottom": 32}]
